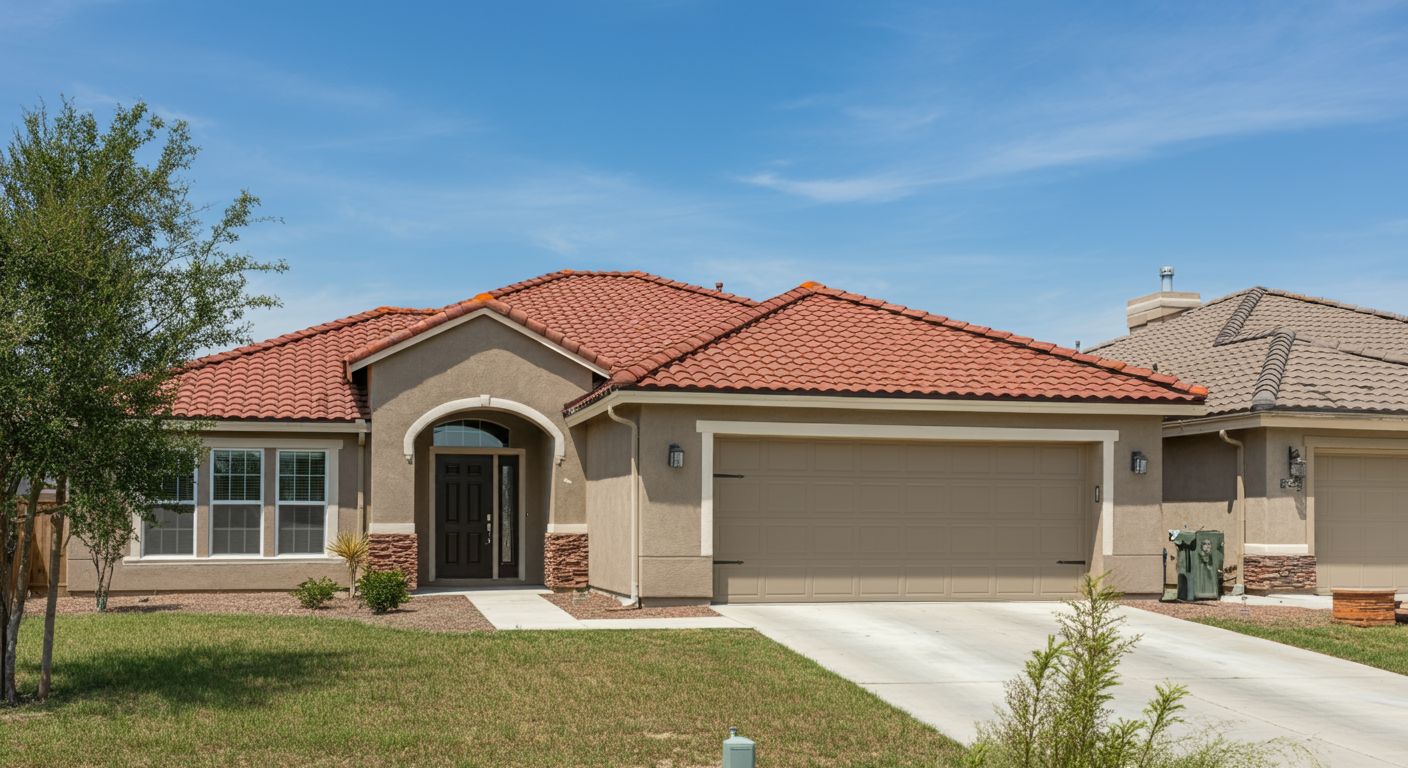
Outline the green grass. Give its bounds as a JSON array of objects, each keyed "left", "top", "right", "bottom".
[
  {"left": 1196, "top": 618, "right": 1408, "bottom": 676},
  {"left": 4, "top": 614, "right": 962, "bottom": 767}
]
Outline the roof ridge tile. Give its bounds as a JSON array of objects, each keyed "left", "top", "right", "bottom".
[{"left": 181, "top": 306, "right": 436, "bottom": 373}]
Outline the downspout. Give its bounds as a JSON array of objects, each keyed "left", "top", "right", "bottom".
[
  {"left": 1218, "top": 430, "right": 1246, "bottom": 593},
  {"left": 356, "top": 422, "right": 368, "bottom": 535},
  {"left": 606, "top": 405, "right": 640, "bottom": 606}
]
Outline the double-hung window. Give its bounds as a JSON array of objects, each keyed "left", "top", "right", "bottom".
[
  {"left": 277, "top": 450, "right": 327, "bottom": 555},
  {"left": 211, "top": 449, "right": 263, "bottom": 555},
  {"left": 143, "top": 473, "right": 196, "bottom": 557}
]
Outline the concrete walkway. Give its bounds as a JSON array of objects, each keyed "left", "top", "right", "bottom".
[
  {"left": 717, "top": 601, "right": 1408, "bottom": 767},
  {"left": 416, "top": 586, "right": 745, "bottom": 630}
]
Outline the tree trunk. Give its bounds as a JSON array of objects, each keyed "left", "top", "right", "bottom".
[
  {"left": 3, "top": 479, "right": 41, "bottom": 704},
  {"left": 0, "top": 489, "right": 13, "bottom": 703},
  {"left": 38, "top": 478, "right": 65, "bottom": 702}
]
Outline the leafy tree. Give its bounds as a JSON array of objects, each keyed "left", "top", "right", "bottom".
[{"left": 0, "top": 99, "right": 282, "bottom": 704}]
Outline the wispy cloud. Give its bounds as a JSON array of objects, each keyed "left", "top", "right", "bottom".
[
  {"left": 0, "top": 0, "right": 117, "bottom": 30},
  {"left": 744, "top": 3, "right": 1408, "bottom": 202}
]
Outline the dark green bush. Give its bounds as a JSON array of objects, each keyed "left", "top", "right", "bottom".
[
  {"left": 357, "top": 569, "right": 412, "bottom": 614},
  {"left": 292, "top": 576, "right": 340, "bottom": 609}
]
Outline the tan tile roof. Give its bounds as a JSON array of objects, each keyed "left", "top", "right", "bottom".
[
  {"left": 567, "top": 283, "right": 1206, "bottom": 413},
  {"left": 1090, "top": 288, "right": 1408, "bottom": 416}
]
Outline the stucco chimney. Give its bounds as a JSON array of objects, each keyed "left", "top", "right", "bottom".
[{"left": 1126, "top": 266, "right": 1200, "bottom": 330}]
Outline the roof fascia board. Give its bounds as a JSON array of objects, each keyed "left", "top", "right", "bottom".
[
  {"left": 348, "top": 308, "right": 610, "bottom": 377},
  {"left": 182, "top": 420, "right": 370, "bottom": 434},
  {"left": 565, "top": 390, "right": 1206, "bottom": 426},
  {"left": 696, "top": 419, "right": 1120, "bottom": 444},
  {"left": 1163, "top": 411, "right": 1408, "bottom": 437}
]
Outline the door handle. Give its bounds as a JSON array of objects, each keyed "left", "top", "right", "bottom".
[
  {"left": 713, "top": 560, "right": 744, "bottom": 565},
  {"left": 1056, "top": 560, "right": 1087, "bottom": 565}
]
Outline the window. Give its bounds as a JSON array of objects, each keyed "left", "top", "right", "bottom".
[
  {"left": 211, "top": 449, "right": 262, "bottom": 555},
  {"left": 277, "top": 450, "right": 327, "bottom": 555},
  {"left": 143, "top": 473, "right": 195, "bottom": 557},
  {"left": 432, "top": 419, "right": 510, "bottom": 448}
]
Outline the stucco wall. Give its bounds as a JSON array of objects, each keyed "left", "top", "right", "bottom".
[
  {"left": 366, "top": 315, "right": 595, "bottom": 524},
  {"left": 1162, "top": 431, "right": 1242, "bottom": 581},
  {"left": 583, "top": 414, "right": 634, "bottom": 596},
  {"left": 627, "top": 404, "right": 1168, "bottom": 598},
  {"left": 67, "top": 430, "right": 362, "bottom": 593}
]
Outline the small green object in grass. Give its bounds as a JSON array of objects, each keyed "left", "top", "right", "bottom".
[
  {"left": 357, "top": 569, "right": 412, "bottom": 614},
  {"left": 292, "top": 577, "right": 339, "bottom": 609}
]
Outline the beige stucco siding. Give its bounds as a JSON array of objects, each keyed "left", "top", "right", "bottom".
[
  {"left": 584, "top": 415, "right": 633, "bottom": 595},
  {"left": 366, "top": 315, "right": 595, "bottom": 532},
  {"left": 631, "top": 404, "right": 1168, "bottom": 599},
  {"left": 67, "top": 430, "right": 362, "bottom": 593}
]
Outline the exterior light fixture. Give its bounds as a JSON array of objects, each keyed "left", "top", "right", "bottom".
[
  {"left": 668, "top": 443, "right": 685, "bottom": 469},
  {"left": 1281, "top": 447, "right": 1307, "bottom": 490},
  {"left": 1130, "top": 451, "right": 1149, "bottom": 475}
]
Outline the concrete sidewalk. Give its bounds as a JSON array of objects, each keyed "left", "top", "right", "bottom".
[
  {"left": 417, "top": 586, "right": 745, "bottom": 630},
  {"left": 718, "top": 601, "right": 1408, "bottom": 767}
]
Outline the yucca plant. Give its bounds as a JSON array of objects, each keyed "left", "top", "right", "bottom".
[{"left": 327, "top": 532, "right": 371, "bottom": 596}]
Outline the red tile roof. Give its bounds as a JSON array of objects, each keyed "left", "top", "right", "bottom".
[
  {"left": 171, "top": 307, "right": 435, "bottom": 421},
  {"left": 172, "top": 272, "right": 1206, "bottom": 423},
  {"left": 567, "top": 283, "right": 1206, "bottom": 413},
  {"left": 342, "top": 270, "right": 756, "bottom": 374}
]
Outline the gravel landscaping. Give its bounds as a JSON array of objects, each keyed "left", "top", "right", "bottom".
[
  {"left": 1124, "top": 597, "right": 1335, "bottom": 627},
  {"left": 51, "top": 592, "right": 495, "bottom": 632},
  {"left": 542, "top": 590, "right": 720, "bottom": 620}
]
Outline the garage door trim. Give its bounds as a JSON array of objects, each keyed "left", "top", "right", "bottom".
[{"left": 696, "top": 420, "right": 1119, "bottom": 559}]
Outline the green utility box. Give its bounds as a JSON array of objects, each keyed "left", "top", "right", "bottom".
[{"left": 1168, "top": 529, "right": 1224, "bottom": 601}]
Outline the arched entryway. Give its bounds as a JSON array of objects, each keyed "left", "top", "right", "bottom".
[{"left": 404, "top": 398, "right": 559, "bottom": 585}]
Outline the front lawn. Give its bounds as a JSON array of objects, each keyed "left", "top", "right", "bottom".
[
  {"left": 1195, "top": 618, "right": 1408, "bottom": 676},
  {"left": 5, "top": 614, "right": 961, "bottom": 767}
]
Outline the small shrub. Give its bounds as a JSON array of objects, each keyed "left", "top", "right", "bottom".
[
  {"left": 328, "top": 532, "right": 371, "bottom": 595},
  {"left": 292, "top": 577, "right": 340, "bottom": 609},
  {"left": 964, "top": 574, "right": 1313, "bottom": 768},
  {"left": 357, "top": 569, "right": 411, "bottom": 614}
]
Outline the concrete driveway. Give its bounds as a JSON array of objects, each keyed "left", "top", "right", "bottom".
[{"left": 716, "top": 602, "right": 1408, "bottom": 767}]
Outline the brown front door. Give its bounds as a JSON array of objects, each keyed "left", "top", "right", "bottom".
[{"left": 436, "top": 454, "right": 493, "bottom": 579}]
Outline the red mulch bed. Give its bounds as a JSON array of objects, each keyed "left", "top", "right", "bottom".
[
  {"left": 51, "top": 592, "right": 494, "bottom": 632},
  {"left": 542, "top": 590, "right": 719, "bottom": 620},
  {"left": 1124, "top": 598, "right": 1335, "bottom": 627}
]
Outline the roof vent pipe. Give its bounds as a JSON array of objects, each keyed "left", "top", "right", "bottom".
[
  {"left": 715, "top": 281, "right": 724, "bottom": 292},
  {"left": 1160, "top": 266, "right": 1175, "bottom": 292}
]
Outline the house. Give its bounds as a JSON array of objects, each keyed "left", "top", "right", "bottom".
[
  {"left": 65, "top": 270, "right": 1207, "bottom": 604},
  {"left": 1091, "top": 273, "right": 1408, "bottom": 594}
]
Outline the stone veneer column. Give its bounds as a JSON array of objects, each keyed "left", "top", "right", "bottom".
[
  {"left": 1243, "top": 554, "right": 1316, "bottom": 592},
  {"left": 368, "top": 533, "right": 419, "bottom": 589},
  {"left": 544, "top": 533, "right": 588, "bottom": 590}
]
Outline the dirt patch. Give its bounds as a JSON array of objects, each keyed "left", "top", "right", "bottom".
[
  {"left": 542, "top": 591, "right": 719, "bottom": 620},
  {"left": 1124, "top": 598, "right": 1335, "bottom": 627},
  {"left": 51, "top": 592, "right": 494, "bottom": 633}
]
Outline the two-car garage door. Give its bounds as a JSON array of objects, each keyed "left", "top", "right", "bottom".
[
  {"left": 1316, "top": 452, "right": 1408, "bottom": 592},
  {"left": 713, "top": 436, "right": 1093, "bottom": 603}
]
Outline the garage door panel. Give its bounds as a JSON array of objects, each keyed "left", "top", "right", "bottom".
[
  {"left": 951, "top": 485, "right": 994, "bottom": 515},
  {"left": 994, "top": 445, "right": 1037, "bottom": 475},
  {"left": 994, "top": 565, "right": 1038, "bottom": 596},
  {"left": 901, "top": 526, "right": 949, "bottom": 555},
  {"left": 715, "top": 437, "right": 1089, "bottom": 602},
  {"left": 1315, "top": 452, "right": 1408, "bottom": 592},
  {"left": 858, "top": 566, "right": 902, "bottom": 597},
  {"left": 812, "top": 525, "right": 855, "bottom": 554}
]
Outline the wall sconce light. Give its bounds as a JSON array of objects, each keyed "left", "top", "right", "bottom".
[
  {"left": 1281, "top": 447, "right": 1306, "bottom": 490},
  {"left": 667, "top": 443, "right": 685, "bottom": 469},
  {"left": 1130, "top": 451, "right": 1149, "bottom": 475}
]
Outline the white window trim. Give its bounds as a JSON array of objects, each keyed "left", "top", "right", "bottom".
[
  {"left": 694, "top": 420, "right": 1119, "bottom": 558},
  {"left": 134, "top": 470, "right": 198, "bottom": 560},
  {"left": 209, "top": 447, "right": 266, "bottom": 558},
  {"left": 275, "top": 449, "right": 334, "bottom": 557}
]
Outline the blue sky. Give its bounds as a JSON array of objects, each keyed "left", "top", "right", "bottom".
[{"left": 5, "top": 1, "right": 1408, "bottom": 348}]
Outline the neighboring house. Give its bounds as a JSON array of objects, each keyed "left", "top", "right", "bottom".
[
  {"left": 1092, "top": 276, "right": 1408, "bottom": 594},
  {"left": 66, "top": 270, "right": 1206, "bottom": 604}
]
